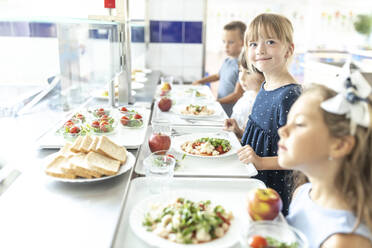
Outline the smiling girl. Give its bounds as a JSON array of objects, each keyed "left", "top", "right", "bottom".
[{"left": 226, "top": 13, "right": 302, "bottom": 215}]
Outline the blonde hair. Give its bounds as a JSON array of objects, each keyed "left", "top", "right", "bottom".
[
  {"left": 245, "top": 13, "right": 294, "bottom": 73},
  {"left": 293, "top": 84, "right": 372, "bottom": 232},
  {"left": 245, "top": 13, "right": 293, "bottom": 45}
]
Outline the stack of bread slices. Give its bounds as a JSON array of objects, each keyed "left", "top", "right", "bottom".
[{"left": 45, "top": 135, "right": 127, "bottom": 179}]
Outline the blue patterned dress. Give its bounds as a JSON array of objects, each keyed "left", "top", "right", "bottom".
[{"left": 241, "top": 82, "right": 302, "bottom": 215}]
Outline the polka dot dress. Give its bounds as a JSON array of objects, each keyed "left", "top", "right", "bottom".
[{"left": 241, "top": 82, "right": 302, "bottom": 215}]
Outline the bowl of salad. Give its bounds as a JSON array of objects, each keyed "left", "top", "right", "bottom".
[
  {"left": 90, "top": 107, "right": 111, "bottom": 118},
  {"left": 118, "top": 106, "right": 138, "bottom": 116},
  {"left": 120, "top": 112, "right": 143, "bottom": 128},
  {"left": 89, "top": 114, "right": 117, "bottom": 135},
  {"left": 240, "top": 221, "right": 308, "bottom": 248}
]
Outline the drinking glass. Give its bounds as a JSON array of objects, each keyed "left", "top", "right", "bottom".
[
  {"left": 144, "top": 150, "right": 176, "bottom": 194},
  {"left": 160, "top": 76, "right": 174, "bottom": 92},
  {"left": 240, "top": 221, "right": 308, "bottom": 248}
]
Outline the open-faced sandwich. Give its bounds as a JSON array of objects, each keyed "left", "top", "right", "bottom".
[
  {"left": 142, "top": 198, "right": 233, "bottom": 244},
  {"left": 181, "top": 137, "right": 231, "bottom": 156}
]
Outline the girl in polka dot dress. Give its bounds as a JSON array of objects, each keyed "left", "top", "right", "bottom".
[{"left": 225, "top": 13, "right": 301, "bottom": 215}]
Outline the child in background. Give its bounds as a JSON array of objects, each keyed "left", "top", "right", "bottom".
[
  {"left": 192, "top": 21, "right": 246, "bottom": 117},
  {"left": 278, "top": 82, "right": 372, "bottom": 247},
  {"left": 225, "top": 13, "right": 301, "bottom": 215},
  {"left": 228, "top": 49, "right": 264, "bottom": 131}
]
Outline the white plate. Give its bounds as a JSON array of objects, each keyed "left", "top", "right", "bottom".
[
  {"left": 173, "top": 104, "right": 221, "bottom": 119},
  {"left": 130, "top": 191, "right": 241, "bottom": 248},
  {"left": 44, "top": 151, "right": 135, "bottom": 183},
  {"left": 92, "top": 90, "right": 136, "bottom": 100},
  {"left": 132, "top": 82, "right": 144, "bottom": 90},
  {"left": 134, "top": 77, "right": 147, "bottom": 83},
  {"left": 171, "top": 133, "right": 239, "bottom": 158}
]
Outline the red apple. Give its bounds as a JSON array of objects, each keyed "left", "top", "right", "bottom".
[
  {"left": 247, "top": 188, "right": 282, "bottom": 221},
  {"left": 158, "top": 97, "right": 172, "bottom": 112},
  {"left": 148, "top": 132, "right": 171, "bottom": 153}
]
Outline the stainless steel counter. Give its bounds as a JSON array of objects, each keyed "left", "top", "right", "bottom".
[
  {"left": 0, "top": 149, "right": 136, "bottom": 248},
  {"left": 0, "top": 71, "right": 161, "bottom": 248}
]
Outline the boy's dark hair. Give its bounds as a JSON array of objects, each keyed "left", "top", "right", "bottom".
[{"left": 224, "top": 21, "right": 246, "bottom": 40}]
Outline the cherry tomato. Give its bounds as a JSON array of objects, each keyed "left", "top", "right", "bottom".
[
  {"left": 69, "top": 126, "right": 80, "bottom": 134},
  {"left": 216, "top": 145, "right": 224, "bottom": 154},
  {"left": 64, "top": 120, "right": 74, "bottom": 127},
  {"left": 100, "top": 121, "right": 109, "bottom": 126},
  {"left": 100, "top": 115, "right": 109, "bottom": 121},
  {"left": 166, "top": 154, "right": 175, "bottom": 159},
  {"left": 120, "top": 107, "right": 128, "bottom": 112},
  {"left": 75, "top": 113, "right": 84, "bottom": 120},
  {"left": 133, "top": 113, "right": 142, "bottom": 120},
  {"left": 121, "top": 116, "right": 129, "bottom": 125},
  {"left": 248, "top": 235, "right": 268, "bottom": 248},
  {"left": 96, "top": 108, "right": 105, "bottom": 117},
  {"left": 100, "top": 122, "right": 109, "bottom": 132},
  {"left": 92, "top": 121, "right": 100, "bottom": 128}
]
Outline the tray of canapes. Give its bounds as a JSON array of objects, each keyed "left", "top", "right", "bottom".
[{"left": 37, "top": 106, "right": 150, "bottom": 149}]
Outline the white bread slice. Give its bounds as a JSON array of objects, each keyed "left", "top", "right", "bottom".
[
  {"left": 45, "top": 155, "right": 76, "bottom": 179},
  {"left": 70, "top": 135, "right": 83, "bottom": 153},
  {"left": 86, "top": 151, "right": 120, "bottom": 176},
  {"left": 60, "top": 152, "right": 82, "bottom": 174},
  {"left": 96, "top": 136, "right": 127, "bottom": 163},
  {"left": 69, "top": 153, "right": 101, "bottom": 178},
  {"left": 59, "top": 142, "right": 76, "bottom": 158},
  {"left": 79, "top": 135, "right": 93, "bottom": 153},
  {"left": 88, "top": 136, "right": 99, "bottom": 152}
]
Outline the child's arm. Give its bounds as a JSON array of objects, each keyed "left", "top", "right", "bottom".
[
  {"left": 237, "top": 145, "right": 283, "bottom": 170},
  {"left": 192, "top": 74, "right": 219, "bottom": 85},
  {"left": 217, "top": 82, "right": 244, "bottom": 104},
  {"left": 224, "top": 118, "right": 244, "bottom": 138}
]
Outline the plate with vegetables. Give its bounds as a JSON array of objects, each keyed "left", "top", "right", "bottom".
[
  {"left": 130, "top": 193, "right": 241, "bottom": 248},
  {"left": 174, "top": 104, "right": 220, "bottom": 119},
  {"left": 172, "top": 133, "right": 238, "bottom": 158}
]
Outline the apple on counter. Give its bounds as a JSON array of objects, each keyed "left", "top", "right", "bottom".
[
  {"left": 148, "top": 132, "right": 171, "bottom": 153},
  {"left": 158, "top": 97, "right": 172, "bottom": 112},
  {"left": 247, "top": 188, "right": 283, "bottom": 221}
]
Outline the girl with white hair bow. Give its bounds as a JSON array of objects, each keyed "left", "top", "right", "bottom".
[{"left": 277, "top": 62, "right": 372, "bottom": 247}]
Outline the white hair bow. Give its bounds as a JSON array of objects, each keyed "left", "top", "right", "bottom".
[{"left": 320, "top": 60, "right": 372, "bottom": 134}]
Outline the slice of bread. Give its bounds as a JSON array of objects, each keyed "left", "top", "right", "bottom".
[
  {"left": 79, "top": 135, "right": 93, "bottom": 153},
  {"left": 88, "top": 136, "right": 99, "bottom": 152},
  {"left": 96, "top": 136, "right": 127, "bottom": 163},
  {"left": 70, "top": 135, "right": 83, "bottom": 153},
  {"left": 86, "top": 151, "right": 121, "bottom": 176},
  {"left": 45, "top": 155, "right": 76, "bottom": 179},
  {"left": 59, "top": 142, "right": 75, "bottom": 158},
  {"left": 69, "top": 153, "right": 101, "bottom": 178}
]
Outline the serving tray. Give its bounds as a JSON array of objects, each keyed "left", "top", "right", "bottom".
[
  {"left": 37, "top": 107, "right": 151, "bottom": 149},
  {"left": 111, "top": 177, "right": 266, "bottom": 248},
  {"left": 135, "top": 126, "right": 257, "bottom": 177}
]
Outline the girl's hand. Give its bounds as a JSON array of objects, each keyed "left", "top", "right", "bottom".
[
  {"left": 224, "top": 118, "right": 243, "bottom": 138},
  {"left": 237, "top": 145, "right": 261, "bottom": 168}
]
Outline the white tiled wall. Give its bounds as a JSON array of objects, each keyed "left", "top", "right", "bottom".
[
  {"left": 146, "top": 43, "right": 203, "bottom": 83},
  {"left": 145, "top": 0, "right": 205, "bottom": 82}
]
